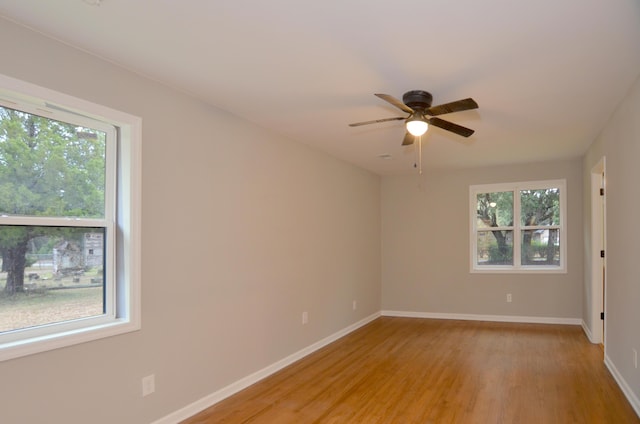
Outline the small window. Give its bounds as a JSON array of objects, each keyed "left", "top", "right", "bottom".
[
  {"left": 470, "top": 180, "right": 566, "bottom": 273},
  {"left": 0, "top": 74, "right": 140, "bottom": 361}
]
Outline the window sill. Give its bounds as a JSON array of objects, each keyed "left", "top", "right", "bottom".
[
  {"left": 471, "top": 266, "right": 567, "bottom": 274},
  {"left": 0, "top": 317, "right": 140, "bottom": 362}
]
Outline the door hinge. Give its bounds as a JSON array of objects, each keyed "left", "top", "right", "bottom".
[
  {"left": 601, "top": 312, "right": 605, "bottom": 320},
  {"left": 600, "top": 250, "right": 605, "bottom": 258},
  {"left": 600, "top": 188, "right": 605, "bottom": 196}
]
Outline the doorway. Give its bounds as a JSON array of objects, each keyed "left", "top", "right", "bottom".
[{"left": 590, "top": 157, "right": 606, "bottom": 347}]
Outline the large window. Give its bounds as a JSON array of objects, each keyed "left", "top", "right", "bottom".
[
  {"left": 0, "top": 74, "right": 140, "bottom": 361},
  {"left": 470, "top": 180, "right": 566, "bottom": 273}
]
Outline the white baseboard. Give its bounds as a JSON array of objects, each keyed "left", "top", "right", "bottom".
[
  {"left": 605, "top": 354, "right": 640, "bottom": 418},
  {"left": 381, "top": 310, "right": 582, "bottom": 325},
  {"left": 152, "top": 311, "right": 381, "bottom": 424}
]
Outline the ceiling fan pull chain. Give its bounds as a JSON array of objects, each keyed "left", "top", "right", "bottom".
[{"left": 418, "top": 136, "right": 423, "bottom": 174}]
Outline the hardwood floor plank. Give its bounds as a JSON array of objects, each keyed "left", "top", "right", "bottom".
[{"left": 182, "top": 318, "right": 640, "bottom": 423}]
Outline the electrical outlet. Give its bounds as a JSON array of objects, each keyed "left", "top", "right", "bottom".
[
  {"left": 507, "top": 293, "right": 512, "bottom": 303},
  {"left": 302, "top": 311, "right": 308, "bottom": 325},
  {"left": 142, "top": 374, "right": 155, "bottom": 397},
  {"left": 634, "top": 349, "right": 637, "bottom": 369},
  {"left": 352, "top": 300, "right": 357, "bottom": 311}
]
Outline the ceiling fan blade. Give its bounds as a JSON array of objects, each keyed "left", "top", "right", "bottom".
[
  {"left": 375, "top": 93, "right": 414, "bottom": 114},
  {"left": 426, "top": 98, "right": 478, "bottom": 116},
  {"left": 428, "top": 117, "right": 475, "bottom": 137},
  {"left": 402, "top": 132, "right": 415, "bottom": 146},
  {"left": 348, "top": 116, "right": 405, "bottom": 127}
]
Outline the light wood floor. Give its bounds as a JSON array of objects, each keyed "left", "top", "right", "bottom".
[{"left": 183, "top": 317, "right": 639, "bottom": 423}]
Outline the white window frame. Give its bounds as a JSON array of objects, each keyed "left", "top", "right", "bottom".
[
  {"left": 469, "top": 179, "right": 567, "bottom": 274},
  {"left": 0, "top": 74, "right": 141, "bottom": 361}
]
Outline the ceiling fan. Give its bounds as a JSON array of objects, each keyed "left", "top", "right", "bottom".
[{"left": 349, "top": 90, "right": 478, "bottom": 145}]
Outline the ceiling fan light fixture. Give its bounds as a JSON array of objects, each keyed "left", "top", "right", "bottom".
[{"left": 406, "top": 117, "right": 428, "bottom": 136}]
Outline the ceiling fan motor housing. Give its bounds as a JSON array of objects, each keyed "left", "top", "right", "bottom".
[{"left": 402, "top": 90, "right": 433, "bottom": 111}]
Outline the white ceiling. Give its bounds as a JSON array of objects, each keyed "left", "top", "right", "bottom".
[{"left": 1, "top": 0, "right": 640, "bottom": 175}]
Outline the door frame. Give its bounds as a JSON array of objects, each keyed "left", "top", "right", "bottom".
[{"left": 590, "top": 157, "right": 606, "bottom": 345}]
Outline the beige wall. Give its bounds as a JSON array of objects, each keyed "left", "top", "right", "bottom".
[
  {"left": 0, "top": 19, "right": 381, "bottom": 423},
  {"left": 583, "top": 72, "right": 640, "bottom": 405},
  {"left": 382, "top": 159, "right": 583, "bottom": 319}
]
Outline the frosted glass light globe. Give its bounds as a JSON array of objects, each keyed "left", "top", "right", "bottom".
[{"left": 406, "top": 119, "right": 428, "bottom": 136}]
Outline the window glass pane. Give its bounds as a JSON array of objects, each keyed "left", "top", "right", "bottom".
[
  {"left": 520, "top": 188, "right": 560, "bottom": 226},
  {"left": 0, "top": 105, "right": 106, "bottom": 218},
  {"left": 0, "top": 225, "right": 105, "bottom": 333},
  {"left": 476, "top": 230, "right": 513, "bottom": 265},
  {"left": 521, "top": 229, "right": 560, "bottom": 266},
  {"left": 476, "top": 191, "right": 513, "bottom": 228}
]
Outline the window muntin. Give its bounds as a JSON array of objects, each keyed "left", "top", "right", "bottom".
[
  {"left": 470, "top": 180, "right": 566, "bottom": 273},
  {"left": 0, "top": 73, "right": 140, "bottom": 361}
]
